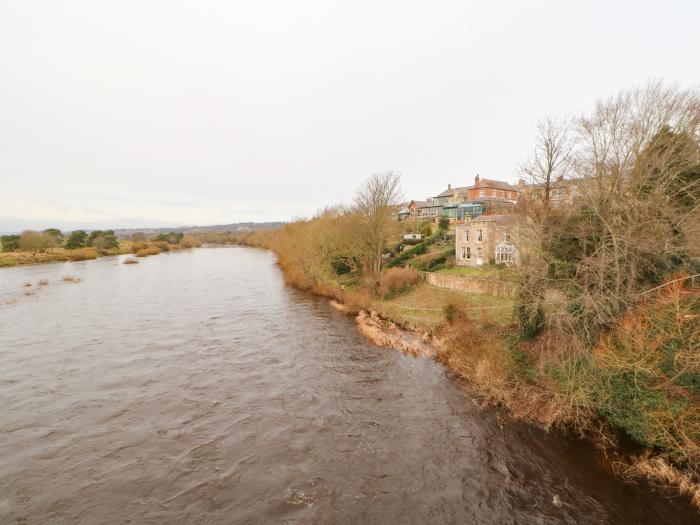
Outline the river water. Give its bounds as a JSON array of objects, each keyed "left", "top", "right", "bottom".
[{"left": 0, "top": 246, "right": 697, "bottom": 524}]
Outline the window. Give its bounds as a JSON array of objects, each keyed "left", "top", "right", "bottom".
[
  {"left": 477, "top": 229, "right": 482, "bottom": 242},
  {"left": 479, "top": 188, "right": 485, "bottom": 197},
  {"left": 466, "top": 247, "right": 471, "bottom": 259},
  {"left": 498, "top": 190, "right": 504, "bottom": 197},
  {"left": 464, "top": 229, "right": 469, "bottom": 241},
  {"left": 496, "top": 243, "right": 516, "bottom": 264},
  {"left": 461, "top": 247, "right": 466, "bottom": 259},
  {"left": 503, "top": 232, "right": 510, "bottom": 242}
]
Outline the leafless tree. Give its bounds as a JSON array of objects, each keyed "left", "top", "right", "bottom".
[
  {"left": 521, "top": 115, "right": 575, "bottom": 218},
  {"left": 352, "top": 171, "right": 403, "bottom": 283}
]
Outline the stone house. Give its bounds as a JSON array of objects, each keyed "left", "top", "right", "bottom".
[{"left": 455, "top": 214, "right": 518, "bottom": 267}]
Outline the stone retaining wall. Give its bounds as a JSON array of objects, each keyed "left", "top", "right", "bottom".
[{"left": 425, "top": 272, "right": 515, "bottom": 297}]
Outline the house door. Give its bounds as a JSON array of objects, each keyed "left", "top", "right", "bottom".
[{"left": 476, "top": 247, "right": 483, "bottom": 266}]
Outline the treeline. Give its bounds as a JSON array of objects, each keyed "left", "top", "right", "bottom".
[{"left": 0, "top": 229, "right": 119, "bottom": 253}]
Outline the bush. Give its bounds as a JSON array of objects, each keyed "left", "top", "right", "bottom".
[
  {"left": 378, "top": 267, "right": 420, "bottom": 298},
  {"left": 180, "top": 235, "right": 202, "bottom": 248},
  {"left": 151, "top": 240, "right": 171, "bottom": 251},
  {"left": 516, "top": 302, "right": 545, "bottom": 340},
  {"left": 0, "top": 235, "right": 20, "bottom": 252},
  {"left": 67, "top": 248, "right": 98, "bottom": 261},
  {"left": 154, "top": 232, "right": 184, "bottom": 244},
  {"left": 136, "top": 246, "right": 161, "bottom": 257}
]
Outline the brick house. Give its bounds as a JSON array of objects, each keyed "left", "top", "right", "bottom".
[{"left": 455, "top": 214, "right": 518, "bottom": 267}]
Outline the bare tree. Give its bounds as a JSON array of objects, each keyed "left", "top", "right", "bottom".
[
  {"left": 521, "top": 115, "right": 574, "bottom": 218},
  {"left": 352, "top": 171, "right": 403, "bottom": 283}
]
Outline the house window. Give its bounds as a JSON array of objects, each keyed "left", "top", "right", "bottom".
[
  {"left": 498, "top": 190, "right": 504, "bottom": 197},
  {"left": 496, "top": 243, "right": 515, "bottom": 264},
  {"left": 461, "top": 247, "right": 466, "bottom": 259},
  {"left": 466, "top": 247, "right": 471, "bottom": 259},
  {"left": 479, "top": 188, "right": 485, "bottom": 197},
  {"left": 477, "top": 229, "right": 482, "bottom": 242},
  {"left": 464, "top": 229, "right": 469, "bottom": 241}
]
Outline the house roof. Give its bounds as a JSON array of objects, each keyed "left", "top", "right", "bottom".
[
  {"left": 478, "top": 178, "right": 519, "bottom": 191},
  {"left": 434, "top": 178, "right": 519, "bottom": 199},
  {"left": 434, "top": 186, "right": 470, "bottom": 198}
]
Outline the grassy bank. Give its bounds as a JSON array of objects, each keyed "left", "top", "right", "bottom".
[{"left": 0, "top": 235, "right": 203, "bottom": 268}]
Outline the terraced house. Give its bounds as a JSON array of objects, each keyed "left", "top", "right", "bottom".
[
  {"left": 435, "top": 175, "right": 520, "bottom": 221},
  {"left": 455, "top": 214, "right": 518, "bottom": 267}
]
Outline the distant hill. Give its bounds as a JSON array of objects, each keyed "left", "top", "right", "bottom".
[{"left": 113, "top": 222, "right": 284, "bottom": 239}]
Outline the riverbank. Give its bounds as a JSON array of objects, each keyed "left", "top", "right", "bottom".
[
  {"left": 0, "top": 238, "right": 202, "bottom": 268},
  {"left": 237, "top": 232, "right": 700, "bottom": 510}
]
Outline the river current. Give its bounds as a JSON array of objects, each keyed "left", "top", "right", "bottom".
[{"left": 0, "top": 247, "right": 697, "bottom": 524}]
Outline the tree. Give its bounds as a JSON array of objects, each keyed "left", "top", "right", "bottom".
[
  {"left": 18, "top": 230, "right": 53, "bottom": 252},
  {"left": 521, "top": 116, "right": 574, "bottom": 218},
  {"left": 65, "top": 230, "right": 88, "bottom": 249},
  {"left": 1, "top": 235, "right": 20, "bottom": 252},
  {"left": 43, "top": 228, "right": 64, "bottom": 244},
  {"left": 154, "top": 232, "right": 184, "bottom": 244},
  {"left": 517, "top": 81, "right": 700, "bottom": 343},
  {"left": 352, "top": 171, "right": 403, "bottom": 283},
  {"left": 88, "top": 230, "right": 119, "bottom": 250}
]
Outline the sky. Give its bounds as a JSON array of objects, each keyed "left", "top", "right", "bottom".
[{"left": 1, "top": 0, "right": 699, "bottom": 231}]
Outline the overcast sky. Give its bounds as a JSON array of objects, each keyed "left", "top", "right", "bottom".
[{"left": 1, "top": 1, "right": 699, "bottom": 231}]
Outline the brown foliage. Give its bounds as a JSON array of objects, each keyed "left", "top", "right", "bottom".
[{"left": 378, "top": 267, "right": 420, "bottom": 298}]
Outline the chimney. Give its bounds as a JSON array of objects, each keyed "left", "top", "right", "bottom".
[
  {"left": 475, "top": 174, "right": 480, "bottom": 186},
  {"left": 448, "top": 183, "right": 451, "bottom": 190}
]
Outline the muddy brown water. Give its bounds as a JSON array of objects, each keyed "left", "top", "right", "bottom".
[{"left": 0, "top": 246, "right": 697, "bottom": 524}]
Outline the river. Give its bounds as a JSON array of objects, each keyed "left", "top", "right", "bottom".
[{"left": 0, "top": 246, "right": 697, "bottom": 524}]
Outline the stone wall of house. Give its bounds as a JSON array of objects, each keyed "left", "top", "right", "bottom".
[{"left": 425, "top": 272, "right": 515, "bottom": 297}]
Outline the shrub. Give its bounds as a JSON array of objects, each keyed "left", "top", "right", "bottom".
[
  {"left": 151, "top": 240, "right": 171, "bottom": 251},
  {"left": 180, "top": 235, "right": 202, "bottom": 248},
  {"left": 67, "top": 248, "right": 98, "bottom": 261},
  {"left": 379, "top": 267, "right": 420, "bottom": 298},
  {"left": 443, "top": 303, "right": 457, "bottom": 323},
  {"left": 1, "top": 234, "right": 20, "bottom": 252},
  {"left": 136, "top": 246, "right": 161, "bottom": 257},
  {"left": 154, "top": 232, "right": 184, "bottom": 244}
]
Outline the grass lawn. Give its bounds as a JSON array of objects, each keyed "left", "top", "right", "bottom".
[
  {"left": 373, "top": 282, "right": 513, "bottom": 330},
  {"left": 436, "top": 264, "right": 512, "bottom": 278}
]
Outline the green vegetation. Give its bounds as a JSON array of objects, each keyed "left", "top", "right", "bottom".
[
  {"left": 87, "top": 230, "right": 118, "bottom": 250},
  {"left": 1, "top": 235, "right": 20, "bottom": 252},
  {"left": 386, "top": 227, "right": 446, "bottom": 268},
  {"left": 0, "top": 227, "right": 202, "bottom": 268},
  {"left": 65, "top": 230, "right": 88, "bottom": 249}
]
